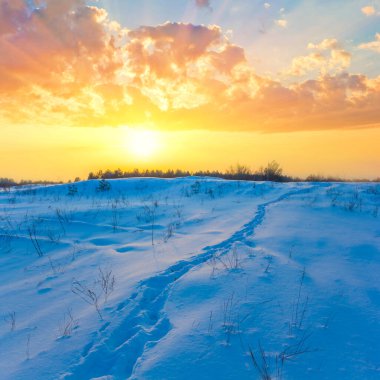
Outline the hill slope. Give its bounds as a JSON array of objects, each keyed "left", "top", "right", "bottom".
[{"left": 0, "top": 178, "right": 379, "bottom": 379}]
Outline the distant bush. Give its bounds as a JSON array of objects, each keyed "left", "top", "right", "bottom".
[
  {"left": 96, "top": 179, "right": 111, "bottom": 192},
  {"left": 259, "top": 160, "right": 284, "bottom": 181},
  {"left": 67, "top": 184, "right": 78, "bottom": 196},
  {"left": 0, "top": 178, "right": 62, "bottom": 189},
  {"left": 0, "top": 178, "right": 16, "bottom": 190},
  {"left": 306, "top": 174, "right": 344, "bottom": 182},
  {"left": 225, "top": 164, "right": 253, "bottom": 180}
]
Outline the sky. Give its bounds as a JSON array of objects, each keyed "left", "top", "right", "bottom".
[{"left": 0, "top": 0, "right": 380, "bottom": 180}]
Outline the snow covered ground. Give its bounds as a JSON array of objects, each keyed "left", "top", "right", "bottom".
[{"left": 0, "top": 178, "right": 379, "bottom": 379}]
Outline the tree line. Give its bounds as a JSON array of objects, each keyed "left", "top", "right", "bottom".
[
  {"left": 86, "top": 163, "right": 379, "bottom": 183},
  {"left": 2, "top": 161, "right": 378, "bottom": 190},
  {"left": 87, "top": 162, "right": 289, "bottom": 182},
  {"left": 0, "top": 178, "right": 62, "bottom": 190}
]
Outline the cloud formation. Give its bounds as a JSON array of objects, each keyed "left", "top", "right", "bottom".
[
  {"left": 286, "top": 39, "right": 351, "bottom": 76},
  {"left": 0, "top": 0, "right": 380, "bottom": 132},
  {"left": 361, "top": 5, "right": 376, "bottom": 16},
  {"left": 359, "top": 33, "right": 380, "bottom": 53},
  {"left": 195, "top": 0, "right": 211, "bottom": 9},
  {"left": 276, "top": 19, "right": 288, "bottom": 28},
  {"left": 0, "top": 0, "right": 123, "bottom": 102}
]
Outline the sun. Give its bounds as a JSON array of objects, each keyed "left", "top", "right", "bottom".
[{"left": 128, "top": 129, "right": 161, "bottom": 158}]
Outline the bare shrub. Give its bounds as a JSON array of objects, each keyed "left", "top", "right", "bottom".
[
  {"left": 173, "top": 203, "right": 184, "bottom": 222},
  {"left": 72, "top": 268, "right": 116, "bottom": 319},
  {"left": 110, "top": 203, "right": 120, "bottom": 232},
  {"left": 326, "top": 188, "right": 342, "bottom": 207},
  {"left": 27, "top": 223, "right": 43, "bottom": 257},
  {"left": 289, "top": 267, "right": 309, "bottom": 335},
  {"left": 222, "top": 293, "right": 236, "bottom": 344},
  {"left": 4, "top": 311, "right": 16, "bottom": 331},
  {"left": 344, "top": 190, "right": 362, "bottom": 211},
  {"left": 72, "top": 279, "right": 103, "bottom": 320},
  {"left": 55, "top": 208, "right": 72, "bottom": 235},
  {"left": 46, "top": 227, "right": 62, "bottom": 244},
  {"left": 136, "top": 201, "right": 159, "bottom": 245},
  {"left": 71, "top": 242, "right": 86, "bottom": 261},
  {"left": 0, "top": 226, "right": 15, "bottom": 254},
  {"left": 249, "top": 343, "right": 271, "bottom": 380},
  {"left": 58, "top": 308, "right": 78, "bottom": 337},
  {"left": 48, "top": 255, "right": 65, "bottom": 276},
  {"left": 211, "top": 244, "right": 242, "bottom": 274},
  {"left": 98, "top": 267, "right": 115, "bottom": 303},
  {"left": 163, "top": 222, "right": 176, "bottom": 243},
  {"left": 249, "top": 332, "right": 315, "bottom": 380},
  {"left": 264, "top": 256, "right": 273, "bottom": 273},
  {"left": 221, "top": 293, "right": 245, "bottom": 344}
]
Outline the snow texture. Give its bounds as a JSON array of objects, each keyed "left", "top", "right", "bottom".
[{"left": 0, "top": 178, "right": 379, "bottom": 379}]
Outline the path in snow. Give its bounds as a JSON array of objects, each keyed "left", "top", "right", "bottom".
[{"left": 64, "top": 186, "right": 313, "bottom": 379}]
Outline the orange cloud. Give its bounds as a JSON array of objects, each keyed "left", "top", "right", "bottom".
[
  {"left": 0, "top": 0, "right": 121, "bottom": 90},
  {"left": 361, "top": 5, "right": 376, "bottom": 16},
  {"left": 359, "top": 33, "right": 380, "bottom": 53},
  {"left": 0, "top": 0, "right": 380, "bottom": 133}
]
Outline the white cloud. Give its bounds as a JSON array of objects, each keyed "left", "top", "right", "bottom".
[
  {"left": 264, "top": 3, "right": 271, "bottom": 9},
  {"left": 308, "top": 38, "right": 339, "bottom": 51},
  {"left": 286, "top": 38, "right": 351, "bottom": 76},
  {"left": 276, "top": 19, "right": 287, "bottom": 28}
]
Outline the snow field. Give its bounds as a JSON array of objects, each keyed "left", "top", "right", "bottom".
[{"left": 0, "top": 179, "right": 379, "bottom": 379}]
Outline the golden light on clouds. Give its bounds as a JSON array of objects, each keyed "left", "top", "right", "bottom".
[
  {"left": 1, "top": 0, "right": 379, "bottom": 133},
  {"left": 0, "top": 0, "right": 379, "bottom": 180}
]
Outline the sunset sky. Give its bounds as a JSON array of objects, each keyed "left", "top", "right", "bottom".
[{"left": 1, "top": 0, "right": 380, "bottom": 180}]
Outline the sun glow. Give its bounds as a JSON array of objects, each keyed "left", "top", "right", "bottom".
[{"left": 128, "top": 129, "right": 161, "bottom": 159}]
